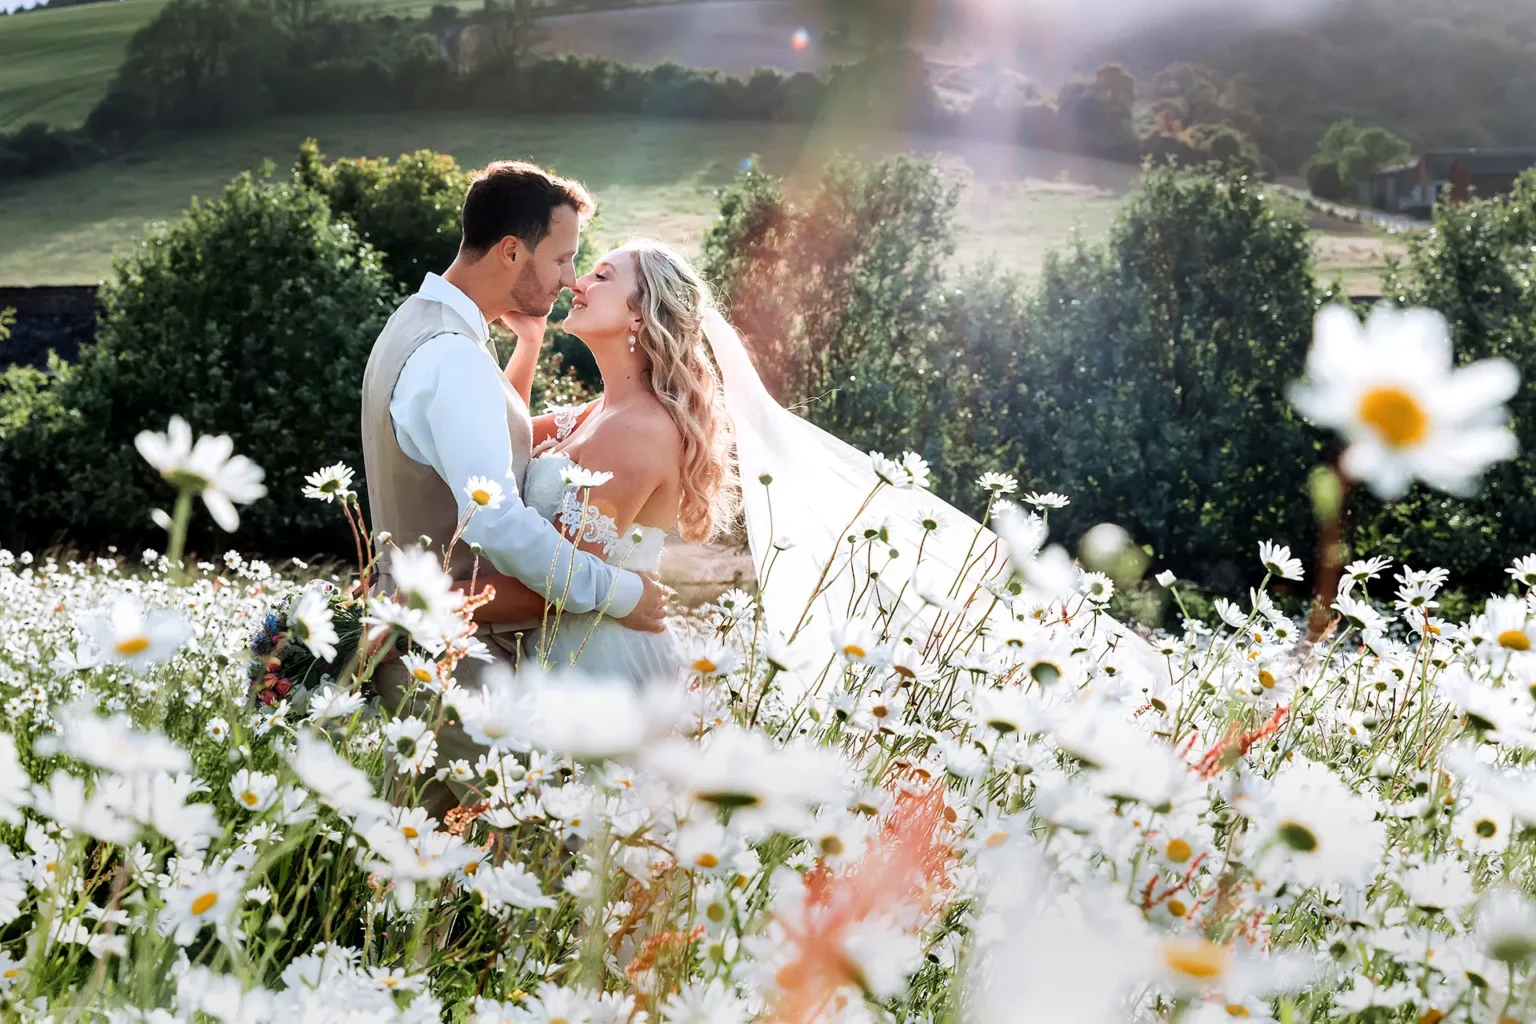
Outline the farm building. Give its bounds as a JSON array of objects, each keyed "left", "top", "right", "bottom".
[{"left": 1359, "top": 149, "right": 1536, "bottom": 217}]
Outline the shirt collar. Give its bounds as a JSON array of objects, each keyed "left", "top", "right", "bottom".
[{"left": 418, "top": 273, "right": 489, "bottom": 344}]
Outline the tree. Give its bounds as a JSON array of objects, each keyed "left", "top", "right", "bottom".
[
  {"left": 702, "top": 157, "right": 959, "bottom": 468},
  {"left": 472, "top": 0, "right": 547, "bottom": 80},
  {"left": 1002, "top": 169, "right": 1330, "bottom": 588},
  {"left": 1057, "top": 65, "right": 1139, "bottom": 161},
  {"left": 111, "top": 0, "right": 278, "bottom": 127},
  {"left": 0, "top": 172, "right": 398, "bottom": 556},
  {"left": 293, "top": 139, "right": 470, "bottom": 291}
]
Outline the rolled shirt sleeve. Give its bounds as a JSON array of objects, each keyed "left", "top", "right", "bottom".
[{"left": 389, "top": 333, "right": 643, "bottom": 618}]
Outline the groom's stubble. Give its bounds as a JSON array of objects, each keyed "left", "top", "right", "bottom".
[{"left": 508, "top": 257, "right": 557, "bottom": 318}]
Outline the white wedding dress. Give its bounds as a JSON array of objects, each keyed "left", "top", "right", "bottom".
[{"left": 520, "top": 445, "right": 683, "bottom": 683}]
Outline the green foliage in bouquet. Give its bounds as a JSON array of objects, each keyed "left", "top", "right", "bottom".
[{"left": 0, "top": 170, "right": 399, "bottom": 556}]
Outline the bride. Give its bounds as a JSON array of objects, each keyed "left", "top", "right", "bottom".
[
  {"left": 470, "top": 238, "right": 736, "bottom": 681},
  {"left": 468, "top": 237, "right": 1163, "bottom": 685}
]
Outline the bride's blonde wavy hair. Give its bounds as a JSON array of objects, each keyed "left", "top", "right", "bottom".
[{"left": 626, "top": 237, "right": 738, "bottom": 542}]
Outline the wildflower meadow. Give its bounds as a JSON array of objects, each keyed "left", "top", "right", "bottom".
[{"left": 2, "top": 299, "right": 1536, "bottom": 1024}]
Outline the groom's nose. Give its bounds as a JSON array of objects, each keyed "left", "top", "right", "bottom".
[{"left": 561, "top": 264, "right": 579, "bottom": 290}]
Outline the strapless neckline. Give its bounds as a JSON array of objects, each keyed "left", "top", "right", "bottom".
[{"left": 522, "top": 451, "right": 667, "bottom": 573}]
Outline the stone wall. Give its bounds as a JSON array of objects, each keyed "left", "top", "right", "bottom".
[{"left": 0, "top": 285, "right": 99, "bottom": 370}]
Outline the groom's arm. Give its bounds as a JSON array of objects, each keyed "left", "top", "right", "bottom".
[{"left": 390, "top": 333, "right": 644, "bottom": 617}]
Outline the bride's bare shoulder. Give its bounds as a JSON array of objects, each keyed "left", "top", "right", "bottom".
[{"left": 589, "top": 395, "right": 681, "bottom": 467}]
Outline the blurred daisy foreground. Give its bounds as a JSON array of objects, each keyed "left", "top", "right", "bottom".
[{"left": 1, "top": 304, "right": 1535, "bottom": 1023}]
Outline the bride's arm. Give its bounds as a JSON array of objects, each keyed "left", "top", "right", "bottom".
[
  {"left": 531, "top": 399, "right": 599, "bottom": 448},
  {"left": 499, "top": 313, "right": 547, "bottom": 406}
]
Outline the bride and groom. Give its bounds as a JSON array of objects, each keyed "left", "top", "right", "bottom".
[
  {"left": 363, "top": 158, "right": 1153, "bottom": 813},
  {"left": 364, "top": 161, "right": 750, "bottom": 810}
]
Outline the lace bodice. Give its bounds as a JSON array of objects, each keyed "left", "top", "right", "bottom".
[{"left": 523, "top": 451, "right": 666, "bottom": 574}]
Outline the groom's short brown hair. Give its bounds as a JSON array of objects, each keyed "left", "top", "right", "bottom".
[{"left": 461, "top": 161, "right": 594, "bottom": 256}]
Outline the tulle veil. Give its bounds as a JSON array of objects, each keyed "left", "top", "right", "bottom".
[
  {"left": 701, "top": 309, "right": 1014, "bottom": 664},
  {"left": 700, "top": 308, "right": 1163, "bottom": 681}
]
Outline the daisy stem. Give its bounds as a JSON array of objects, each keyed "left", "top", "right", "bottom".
[{"left": 164, "top": 488, "right": 194, "bottom": 583}]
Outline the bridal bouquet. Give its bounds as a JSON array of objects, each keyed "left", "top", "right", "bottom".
[{"left": 246, "top": 581, "right": 395, "bottom": 708}]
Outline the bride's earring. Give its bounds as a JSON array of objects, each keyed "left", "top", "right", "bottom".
[{"left": 627, "top": 332, "right": 638, "bottom": 354}]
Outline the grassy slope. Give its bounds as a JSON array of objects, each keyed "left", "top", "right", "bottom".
[
  {"left": 0, "top": 0, "right": 481, "bottom": 130},
  {"left": 0, "top": 0, "right": 169, "bottom": 129},
  {"left": 0, "top": 112, "right": 1134, "bottom": 285}
]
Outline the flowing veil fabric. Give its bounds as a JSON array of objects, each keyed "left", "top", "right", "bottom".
[
  {"left": 702, "top": 310, "right": 1014, "bottom": 661},
  {"left": 700, "top": 310, "right": 1164, "bottom": 679}
]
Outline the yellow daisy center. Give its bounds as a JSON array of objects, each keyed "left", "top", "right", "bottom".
[
  {"left": 1358, "top": 386, "right": 1428, "bottom": 448},
  {"left": 411, "top": 667, "right": 433, "bottom": 683},
  {"left": 1258, "top": 669, "right": 1277, "bottom": 690},
  {"left": 2, "top": 969, "right": 18, "bottom": 979},
  {"left": 843, "top": 644, "right": 867, "bottom": 659},
  {"left": 1167, "top": 898, "right": 1189, "bottom": 917},
  {"left": 191, "top": 891, "right": 218, "bottom": 915},
  {"left": 694, "top": 852, "right": 719, "bottom": 869},
  {"left": 1160, "top": 937, "right": 1230, "bottom": 980},
  {"left": 1165, "top": 838, "right": 1193, "bottom": 863},
  {"left": 470, "top": 488, "right": 493, "bottom": 506},
  {"left": 115, "top": 636, "right": 151, "bottom": 657},
  {"left": 692, "top": 658, "right": 718, "bottom": 674},
  {"left": 402, "top": 826, "right": 419, "bottom": 839},
  {"left": 1497, "top": 630, "right": 1531, "bottom": 652},
  {"left": 240, "top": 790, "right": 260, "bottom": 807}
]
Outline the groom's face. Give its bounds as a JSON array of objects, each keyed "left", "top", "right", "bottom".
[{"left": 509, "top": 203, "right": 581, "bottom": 317}]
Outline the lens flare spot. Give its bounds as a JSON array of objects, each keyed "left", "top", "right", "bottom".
[{"left": 791, "top": 27, "right": 811, "bottom": 51}]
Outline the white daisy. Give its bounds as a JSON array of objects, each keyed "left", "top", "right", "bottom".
[
  {"left": 463, "top": 475, "right": 505, "bottom": 510},
  {"left": 1258, "top": 540, "right": 1305, "bottom": 581},
  {"left": 1023, "top": 491, "right": 1070, "bottom": 509},
  {"left": 1289, "top": 304, "right": 1520, "bottom": 499},
  {"left": 288, "top": 588, "right": 339, "bottom": 663},
  {"left": 133, "top": 415, "right": 267, "bottom": 531},
  {"left": 384, "top": 717, "right": 438, "bottom": 776},
  {"left": 559, "top": 463, "right": 614, "bottom": 489},
  {"left": 976, "top": 471, "right": 1018, "bottom": 494},
  {"left": 301, "top": 462, "right": 355, "bottom": 503},
  {"left": 229, "top": 769, "right": 278, "bottom": 813},
  {"left": 81, "top": 597, "right": 190, "bottom": 672}
]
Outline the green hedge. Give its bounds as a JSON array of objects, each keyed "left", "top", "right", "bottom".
[{"left": 0, "top": 171, "right": 399, "bottom": 556}]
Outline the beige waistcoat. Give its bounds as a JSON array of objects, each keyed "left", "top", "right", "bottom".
[{"left": 360, "top": 293, "right": 532, "bottom": 583}]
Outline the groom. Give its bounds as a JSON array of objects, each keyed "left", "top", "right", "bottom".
[{"left": 362, "top": 160, "right": 667, "bottom": 813}]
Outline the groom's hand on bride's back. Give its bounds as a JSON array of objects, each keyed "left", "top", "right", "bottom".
[{"left": 616, "top": 572, "right": 670, "bottom": 633}]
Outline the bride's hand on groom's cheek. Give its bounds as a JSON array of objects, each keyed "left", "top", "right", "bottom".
[{"left": 500, "top": 312, "right": 550, "bottom": 346}]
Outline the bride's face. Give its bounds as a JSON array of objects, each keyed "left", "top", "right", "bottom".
[{"left": 563, "top": 248, "right": 641, "bottom": 344}]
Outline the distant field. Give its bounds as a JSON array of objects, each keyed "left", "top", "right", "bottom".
[
  {"left": 1264, "top": 189, "right": 1411, "bottom": 295},
  {"left": 0, "top": 0, "right": 169, "bottom": 129},
  {"left": 0, "top": 0, "right": 813, "bottom": 132},
  {"left": 0, "top": 112, "right": 1137, "bottom": 285},
  {"left": 0, "top": 0, "right": 482, "bottom": 130}
]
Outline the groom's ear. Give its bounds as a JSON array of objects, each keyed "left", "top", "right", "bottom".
[{"left": 488, "top": 234, "right": 527, "bottom": 271}]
